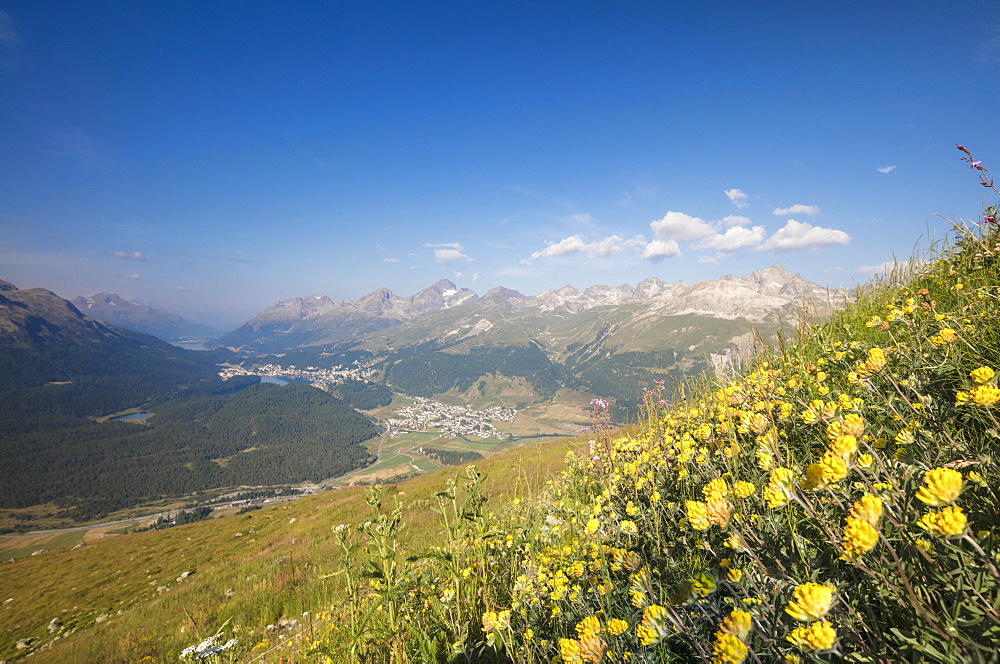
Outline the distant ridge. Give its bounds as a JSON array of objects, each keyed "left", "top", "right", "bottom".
[
  {"left": 72, "top": 293, "right": 219, "bottom": 341},
  {"left": 213, "top": 266, "right": 851, "bottom": 354},
  {"left": 212, "top": 279, "right": 478, "bottom": 352}
]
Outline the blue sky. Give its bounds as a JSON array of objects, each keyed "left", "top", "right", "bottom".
[{"left": 2, "top": 1, "right": 999, "bottom": 330}]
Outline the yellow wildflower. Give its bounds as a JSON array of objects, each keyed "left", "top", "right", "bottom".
[
  {"left": 586, "top": 518, "right": 600, "bottom": 536},
  {"left": 785, "top": 582, "right": 835, "bottom": 621},
  {"left": 559, "top": 637, "right": 583, "bottom": 662},
  {"left": 842, "top": 517, "right": 879, "bottom": 558},
  {"left": 705, "top": 478, "right": 729, "bottom": 499},
  {"left": 576, "top": 615, "right": 601, "bottom": 637},
  {"left": 857, "top": 453, "right": 874, "bottom": 469},
  {"left": 931, "top": 328, "right": 958, "bottom": 345},
  {"left": 787, "top": 621, "right": 837, "bottom": 651},
  {"left": 970, "top": 366, "right": 996, "bottom": 384},
  {"left": 840, "top": 413, "right": 865, "bottom": 437},
  {"left": 918, "top": 506, "right": 968, "bottom": 537},
  {"left": 862, "top": 347, "right": 886, "bottom": 373},
  {"left": 764, "top": 467, "right": 795, "bottom": 508},
  {"left": 637, "top": 604, "right": 670, "bottom": 646},
  {"left": 686, "top": 496, "right": 732, "bottom": 530},
  {"left": 686, "top": 501, "right": 712, "bottom": 531},
  {"left": 606, "top": 618, "right": 629, "bottom": 636},
  {"left": 915, "top": 467, "right": 963, "bottom": 506},
  {"left": 969, "top": 384, "right": 1000, "bottom": 406},
  {"left": 481, "top": 611, "right": 500, "bottom": 633},
  {"left": 711, "top": 632, "right": 749, "bottom": 664},
  {"left": 620, "top": 520, "right": 639, "bottom": 536},
  {"left": 828, "top": 434, "right": 858, "bottom": 460},
  {"left": 718, "top": 609, "right": 752, "bottom": 640},
  {"left": 732, "top": 481, "right": 755, "bottom": 499},
  {"left": 802, "top": 453, "right": 848, "bottom": 490},
  {"left": 578, "top": 631, "right": 605, "bottom": 663},
  {"left": 849, "top": 495, "right": 883, "bottom": 526}
]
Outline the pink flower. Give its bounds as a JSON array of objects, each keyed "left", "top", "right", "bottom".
[{"left": 971, "top": 161, "right": 983, "bottom": 169}]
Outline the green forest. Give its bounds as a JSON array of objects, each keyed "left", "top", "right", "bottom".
[{"left": 0, "top": 383, "right": 378, "bottom": 519}]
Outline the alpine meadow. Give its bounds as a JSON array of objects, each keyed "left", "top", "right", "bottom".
[
  {"left": 3, "top": 3, "right": 1000, "bottom": 662},
  {"left": 2, "top": 150, "right": 999, "bottom": 661}
]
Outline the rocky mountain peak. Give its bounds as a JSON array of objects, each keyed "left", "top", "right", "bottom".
[
  {"left": 479, "top": 287, "right": 529, "bottom": 310},
  {"left": 410, "top": 279, "right": 478, "bottom": 313}
]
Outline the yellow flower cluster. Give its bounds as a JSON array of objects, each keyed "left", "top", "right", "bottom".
[
  {"left": 785, "top": 582, "right": 836, "bottom": 622},
  {"left": 787, "top": 621, "right": 837, "bottom": 651},
  {"left": 636, "top": 604, "right": 670, "bottom": 646},
  {"left": 915, "top": 467, "right": 964, "bottom": 506},
  {"left": 478, "top": 235, "right": 1000, "bottom": 663},
  {"left": 917, "top": 506, "right": 968, "bottom": 538}
]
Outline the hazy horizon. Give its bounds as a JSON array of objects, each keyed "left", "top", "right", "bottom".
[{"left": 3, "top": 2, "right": 998, "bottom": 329}]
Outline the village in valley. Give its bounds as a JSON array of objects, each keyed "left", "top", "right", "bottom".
[
  {"left": 217, "top": 361, "right": 377, "bottom": 391},
  {"left": 385, "top": 397, "right": 518, "bottom": 440}
]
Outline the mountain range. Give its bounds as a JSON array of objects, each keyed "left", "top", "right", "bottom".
[
  {"left": 213, "top": 264, "right": 850, "bottom": 355},
  {"left": 71, "top": 293, "right": 219, "bottom": 341},
  {"left": 0, "top": 279, "right": 376, "bottom": 517},
  {"left": 211, "top": 264, "right": 852, "bottom": 413}
]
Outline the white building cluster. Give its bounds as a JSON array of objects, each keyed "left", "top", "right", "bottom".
[
  {"left": 218, "top": 360, "right": 376, "bottom": 390},
  {"left": 387, "top": 397, "right": 517, "bottom": 440}
]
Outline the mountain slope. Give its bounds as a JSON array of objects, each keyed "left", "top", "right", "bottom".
[
  {"left": 0, "top": 280, "right": 377, "bottom": 517},
  {"left": 71, "top": 293, "right": 219, "bottom": 341},
  {"left": 212, "top": 279, "right": 478, "bottom": 352},
  {"left": 221, "top": 266, "right": 852, "bottom": 415}
]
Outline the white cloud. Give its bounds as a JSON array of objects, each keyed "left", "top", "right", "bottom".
[
  {"left": 423, "top": 242, "right": 472, "bottom": 263},
  {"left": 721, "top": 215, "right": 752, "bottom": 227},
  {"left": 725, "top": 188, "right": 749, "bottom": 209},
  {"left": 697, "top": 255, "right": 719, "bottom": 264},
  {"left": 855, "top": 260, "right": 909, "bottom": 278},
  {"left": 698, "top": 225, "right": 767, "bottom": 252},
  {"left": 114, "top": 251, "right": 146, "bottom": 261},
  {"left": 472, "top": 273, "right": 480, "bottom": 282},
  {"left": 642, "top": 211, "right": 765, "bottom": 260},
  {"left": 773, "top": 204, "right": 820, "bottom": 216},
  {"left": 523, "top": 234, "right": 645, "bottom": 263},
  {"left": 759, "top": 219, "right": 850, "bottom": 252},
  {"left": 453, "top": 271, "right": 463, "bottom": 279},
  {"left": 649, "top": 211, "right": 715, "bottom": 243},
  {"left": 424, "top": 242, "right": 465, "bottom": 250},
  {"left": 642, "top": 238, "right": 682, "bottom": 261},
  {"left": 526, "top": 235, "right": 587, "bottom": 262},
  {"left": 433, "top": 248, "right": 473, "bottom": 264},
  {"left": 126, "top": 273, "right": 141, "bottom": 280},
  {"left": 176, "top": 286, "right": 191, "bottom": 292},
  {"left": 876, "top": 165, "right": 896, "bottom": 174},
  {"left": 383, "top": 257, "right": 401, "bottom": 264}
]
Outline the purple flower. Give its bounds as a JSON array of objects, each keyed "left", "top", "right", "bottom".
[{"left": 590, "top": 398, "right": 608, "bottom": 409}]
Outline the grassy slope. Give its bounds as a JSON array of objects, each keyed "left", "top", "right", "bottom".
[
  {"left": 295, "top": 196, "right": 1000, "bottom": 661},
  {"left": 0, "top": 437, "right": 576, "bottom": 662}
]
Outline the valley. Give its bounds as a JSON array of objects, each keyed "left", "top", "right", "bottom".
[{"left": 0, "top": 264, "right": 844, "bottom": 535}]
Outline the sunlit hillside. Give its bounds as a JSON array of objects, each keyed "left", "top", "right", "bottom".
[
  {"left": 296, "top": 158, "right": 1000, "bottom": 662},
  {"left": 4, "top": 156, "right": 999, "bottom": 663}
]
